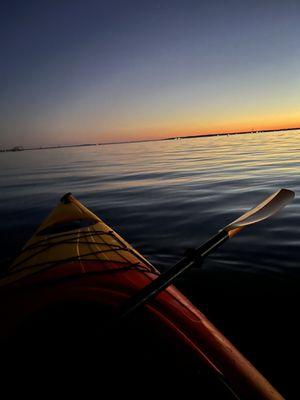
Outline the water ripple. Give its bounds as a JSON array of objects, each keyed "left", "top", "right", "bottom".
[{"left": 0, "top": 131, "right": 299, "bottom": 277}]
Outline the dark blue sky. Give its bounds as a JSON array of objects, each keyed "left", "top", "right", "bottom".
[{"left": 1, "top": 1, "right": 299, "bottom": 147}]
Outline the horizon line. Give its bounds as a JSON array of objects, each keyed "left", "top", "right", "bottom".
[{"left": 2, "top": 125, "right": 300, "bottom": 152}]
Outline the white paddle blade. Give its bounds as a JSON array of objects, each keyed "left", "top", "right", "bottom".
[{"left": 225, "top": 189, "right": 294, "bottom": 236}]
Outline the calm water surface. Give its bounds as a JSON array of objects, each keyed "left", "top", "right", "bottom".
[
  {"left": 1, "top": 130, "right": 299, "bottom": 273},
  {"left": 1, "top": 130, "right": 300, "bottom": 397}
]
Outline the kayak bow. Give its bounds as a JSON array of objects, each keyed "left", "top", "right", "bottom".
[{"left": 0, "top": 193, "right": 284, "bottom": 399}]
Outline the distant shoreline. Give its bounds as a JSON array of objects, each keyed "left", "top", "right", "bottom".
[
  {"left": 163, "top": 126, "right": 300, "bottom": 141},
  {"left": 1, "top": 126, "right": 299, "bottom": 152}
]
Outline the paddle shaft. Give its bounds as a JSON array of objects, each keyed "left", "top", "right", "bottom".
[
  {"left": 118, "top": 188, "right": 295, "bottom": 320},
  {"left": 119, "top": 229, "right": 229, "bottom": 320}
]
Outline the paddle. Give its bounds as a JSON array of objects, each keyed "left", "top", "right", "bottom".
[{"left": 118, "top": 188, "right": 294, "bottom": 320}]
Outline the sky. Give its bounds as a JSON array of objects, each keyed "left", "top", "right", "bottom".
[{"left": 0, "top": 0, "right": 300, "bottom": 147}]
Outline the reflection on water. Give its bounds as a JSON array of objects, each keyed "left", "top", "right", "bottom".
[
  {"left": 1, "top": 130, "right": 299, "bottom": 273},
  {"left": 0, "top": 130, "right": 300, "bottom": 397}
]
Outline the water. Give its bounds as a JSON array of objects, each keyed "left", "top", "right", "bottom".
[
  {"left": 1, "top": 130, "right": 299, "bottom": 274},
  {"left": 1, "top": 130, "right": 300, "bottom": 397}
]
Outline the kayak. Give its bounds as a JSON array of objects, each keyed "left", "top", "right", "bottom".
[{"left": 0, "top": 193, "right": 283, "bottom": 399}]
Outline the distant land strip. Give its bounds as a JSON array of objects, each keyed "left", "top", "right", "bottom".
[{"left": 1, "top": 126, "right": 299, "bottom": 152}]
